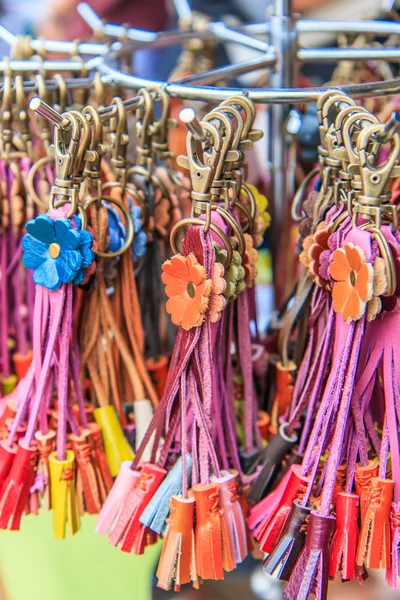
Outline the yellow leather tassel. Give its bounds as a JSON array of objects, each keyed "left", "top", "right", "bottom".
[
  {"left": 94, "top": 406, "right": 134, "bottom": 477},
  {"left": 49, "top": 450, "right": 80, "bottom": 540}
]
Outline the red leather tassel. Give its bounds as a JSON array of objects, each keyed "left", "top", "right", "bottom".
[
  {"left": 70, "top": 429, "right": 104, "bottom": 514},
  {"left": 332, "top": 464, "right": 347, "bottom": 505},
  {"left": 34, "top": 430, "right": 56, "bottom": 510},
  {"left": 329, "top": 492, "right": 359, "bottom": 581},
  {"left": 193, "top": 482, "right": 234, "bottom": 580},
  {"left": 109, "top": 463, "right": 166, "bottom": 552},
  {"left": 386, "top": 501, "right": 400, "bottom": 589},
  {"left": 248, "top": 465, "right": 294, "bottom": 536},
  {"left": 157, "top": 495, "right": 199, "bottom": 591},
  {"left": 88, "top": 422, "right": 114, "bottom": 495},
  {"left": 0, "top": 440, "right": 17, "bottom": 484},
  {"left": 211, "top": 472, "right": 247, "bottom": 566},
  {"left": 132, "top": 525, "right": 159, "bottom": 555},
  {"left": 257, "top": 411, "right": 270, "bottom": 441},
  {"left": 355, "top": 461, "right": 378, "bottom": 523},
  {"left": 0, "top": 440, "right": 37, "bottom": 530},
  {"left": 284, "top": 511, "right": 335, "bottom": 600},
  {"left": 0, "top": 397, "right": 17, "bottom": 430},
  {"left": 258, "top": 465, "right": 308, "bottom": 553},
  {"left": 356, "top": 477, "right": 393, "bottom": 570}
]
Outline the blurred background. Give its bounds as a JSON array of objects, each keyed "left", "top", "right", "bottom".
[{"left": 1, "top": 0, "right": 400, "bottom": 599}]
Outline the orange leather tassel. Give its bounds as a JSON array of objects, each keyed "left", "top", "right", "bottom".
[
  {"left": 386, "top": 501, "right": 400, "bottom": 589},
  {"left": 193, "top": 482, "right": 234, "bottom": 580},
  {"left": 329, "top": 492, "right": 359, "bottom": 581},
  {"left": 70, "top": 429, "right": 104, "bottom": 514},
  {"left": 146, "top": 356, "right": 169, "bottom": 400},
  {"left": 211, "top": 472, "right": 247, "bottom": 566},
  {"left": 270, "top": 361, "right": 296, "bottom": 434},
  {"left": 355, "top": 461, "right": 378, "bottom": 523},
  {"left": 12, "top": 350, "right": 33, "bottom": 380},
  {"left": 259, "top": 465, "right": 308, "bottom": 553},
  {"left": 88, "top": 422, "right": 114, "bottom": 495},
  {"left": 34, "top": 430, "right": 56, "bottom": 510},
  {"left": 356, "top": 477, "right": 393, "bottom": 569},
  {"left": 157, "top": 495, "right": 199, "bottom": 591},
  {"left": 0, "top": 440, "right": 37, "bottom": 530},
  {"left": 109, "top": 463, "right": 167, "bottom": 552}
]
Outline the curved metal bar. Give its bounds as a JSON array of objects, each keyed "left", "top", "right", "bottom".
[{"left": 98, "top": 62, "right": 400, "bottom": 104}]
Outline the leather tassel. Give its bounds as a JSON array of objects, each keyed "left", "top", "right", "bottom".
[
  {"left": 146, "top": 355, "right": 169, "bottom": 400},
  {"left": 284, "top": 511, "right": 335, "bottom": 600},
  {"left": 0, "top": 440, "right": 37, "bottom": 530},
  {"left": 94, "top": 405, "right": 134, "bottom": 477},
  {"left": 0, "top": 397, "right": 17, "bottom": 430},
  {"left": 386, "top": 501, "right": 400, "bottom": 589},
  {"left": 34, "top": 430, "right": 56, "bottom": 510},
  {"left": 132, "top": 525, "right": 159, "bottom": 555},
  {"left": 193, "top": 482, "right": 234, "bottom": 580},
  {"left": 355, "top": 460, "right": 378, "bottom": 523},
  {"left": 49, "top": 450, "right": 80, "bottom": 540},
  {"left": 270, "top": 361, "right": 296, "bottom": 435},
  {"left": 109, "top": 462, "right": 166, "bottom": 552},
  {"left": 133, "top": 400, "right": 154, "bottom": 463},
  {"left": 157, "top": 495, "right": 199, "bottom": 591},
  {"left": 12, "top": 350, "right": 33, "bottom": 381},
  {"left": 0, "top": 439, "right": 17, "bottom": 484},
  {"left": 263, "top": 499, "right": 313, "bottom": 581},
  {"left": 88, "top": 422, "right": 114, "bottom": 495},
  {"left": 247, "top": 425, "right": 298, "bottom": 505},
  {"left": 140, "top": 456, "right": 192, "bottom": 534},
  {"left": 356, "top": 477, "right": 393, "bottom": 570},
  {"left": 329, "top": 492, "right": 359, "bottom": 581},
  {"left": 258, "top": 464, "right": 308, "bottom": 553},
  {"left": 248, "top": 466, "right": 294, "bottom": 535},
  {"left": 332, "top": 464, "right": 347, "bottom": 505},
  {"left": 211, "top": 471, "right": 247, "bottom": 566},
  {"left": 70, "top": 429, "right": 103, "bottom": 514},
  {"left": 96, "top": 461, "right": 140, "bottom": 536}
]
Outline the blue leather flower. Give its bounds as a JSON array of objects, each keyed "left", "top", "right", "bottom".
[
  {"left": 105, "top": 202, "right": 126, "bottom": 254},
  {"left": 130, "top": 202, "right": 147, "bottom": 261},
  {"left": 22, "top": 214, "right": 94, "bottom": 291}
]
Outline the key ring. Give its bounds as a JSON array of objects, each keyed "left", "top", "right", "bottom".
[
  {"left": 83, "top": 195, "right": 134, "bottom": 258},
  {"left": 170, "top": 217, "right": 233, "bottom": 266}
]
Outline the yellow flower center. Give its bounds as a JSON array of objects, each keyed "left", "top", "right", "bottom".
[
  {"left": 350, "top": 270, "right": 357, "bottom": 286},
  {"left": 187, "top": 282, "right": 196, "bottom": 298},
  {"left": 48, "top": 242, "right": 61, "bottom": 259}
]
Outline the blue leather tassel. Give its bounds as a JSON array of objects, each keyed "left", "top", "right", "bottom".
[{"left": 140, "top": 456, "right": 192, "bottom": 534}]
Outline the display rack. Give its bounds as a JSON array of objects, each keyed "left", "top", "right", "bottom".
[{"left": 3, "top": 0, "right": 400, "bottom": 302}]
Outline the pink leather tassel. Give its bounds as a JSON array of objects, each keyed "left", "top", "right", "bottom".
[{"left": 96, "top": 462, "right": 140, "bottom": 536}]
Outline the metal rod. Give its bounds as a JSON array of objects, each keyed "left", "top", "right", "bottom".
[
  {"left": 0, "top": 59, "right": 94, "bottom": 71},
  {"left": 207, "top": 21, "right": 269, "bottom": 52},
  {"left": 0, "top": 25, "right": 17, "bottom": 46},
  {"left": 176, "top": 54, "right": 276, "bottom": 86},
  {"left": 29, "top": 97, "right": 68, "bottom": 126},
  {"left": 78, "top": 2, "right": 157, "bottom": 42},
  {"left": 299, "top": 47, "right": 400, "bottom": 63},
  {"left": 179, "top": 107, "right": 205, "bottom": 140},
  {"left": 0, "top": 77, "right": 94, "bottom": 92},
  {"left": 297, "top": 18, "right": 400, "bottom": 35},
  {"left": 98, "top": 61, "right": 400, "bottom": 103},
  {"left": 173, "top": 0, "right": 192, "bottom": 20}
]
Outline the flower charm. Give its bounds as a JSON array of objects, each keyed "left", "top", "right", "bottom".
[
  {"left": 242, "top": 234, "right": 259, "bottom": 288},
  {"left": 209, "top": 262, "right": 227, "bottom": 323},
  {"left": 215, "top": 243, "right": 245, "bottom": 303},
  {"left": 243, "top": 184, "right": 271, "bottom": 248},
  {"left": 129, "top": 202, "right": 147, "bottom": 261},
  {"left": 329, "top": 243, "right": 373, "bottom": 322},
  {"left": 22, "top": 214, "right": 94, "bottom": 291},
  {"left": 299, "top": 221, "right": 332, "bottom": 289},
  {"left": 366, "top": 256, "right": 388, "bottom": 321},
  {"left": 162, "top": 253, "right": 212, "bottom": 330}
]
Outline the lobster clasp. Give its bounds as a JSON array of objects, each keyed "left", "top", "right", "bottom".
[
  {"left": 147, "top": 86, "right": 177, "bottom": 161},
  {"left": 135, "top": 88, "right": 155, "bottom": 173},
  {"left": 177, "top": 116, "right": 223, "bottom": 203},
  {"left": 109, "top": 97, "right": 129, "bottom": 186}
]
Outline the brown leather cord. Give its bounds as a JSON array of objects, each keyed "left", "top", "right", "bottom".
[{"left": 278, "top": 273, "right": 314, "bottom": 367}]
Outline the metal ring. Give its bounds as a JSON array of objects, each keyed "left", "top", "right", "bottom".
[
  {"left": 212, "top": 205, "right": 245, "bottom": 257},
  {"left": 170, "top": 217, "right": 233, "bottom": 266},
  {"left": 239, "top": 183, "right": 257, "bottom": 220},
  {"left": 362, "top": 225, "right": 397, "bottom": 297},
  {"left": 84, "top": 195, "right": 134, "bottom": 258},
  {"left": 233, "top": 200, "right": 252, "bottom": 233},
  {"left": 49, "top": 199, "right": 88, "bottom": 230},
  {"left": 291, "top": 167, "right": 319, "bottom": 222},
  {"left": 26, "top": 156, "right": 53, "bottom": 210}
]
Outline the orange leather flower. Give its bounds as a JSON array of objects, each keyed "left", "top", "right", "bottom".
[
  {"left": 162, "top": 254, "right": 212, "bottom": 330},
  {"left": 329, "top": 243, "right": 373, "bottom": 323},
  {"left": 242, "top": 234, "right": 259, "bottom": 287},
  {"left": 299, "top": 221, "right": 331, "bottom": 289},
  {"left": 209, "top": 262, "right": 227, "bottom": 323}
]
